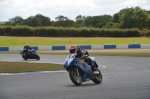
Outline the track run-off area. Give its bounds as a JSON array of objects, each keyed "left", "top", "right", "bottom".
[{"left": 0, "top": 54, "right": 150, "bottom": 99}]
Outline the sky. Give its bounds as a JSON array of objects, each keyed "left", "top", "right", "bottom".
[{"left": 0, "top": 0, "right": 150, "bottom": 21}]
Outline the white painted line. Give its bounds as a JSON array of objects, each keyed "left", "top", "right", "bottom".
[
  {"left": 0, "top": 70, "right": 66, "bottom": 76},
  {"left": 0, "top": 60, "right": 63, "bottom": 64},
  {"left": 98, "top": 65, "right": 107, "bottom": 69}
]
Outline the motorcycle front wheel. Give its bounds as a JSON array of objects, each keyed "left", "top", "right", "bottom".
[
  {"left": 69, "top": 68, "right": 82, "bottom": 86},
  {"left": 92, "top": 69, "right": 102, "bottom": 84},
  {"left": 36, "top": 55, "right": 40, "bottom": 60},
  {"left": 22, "top": 54, "right": 28, "bottom": 60}
]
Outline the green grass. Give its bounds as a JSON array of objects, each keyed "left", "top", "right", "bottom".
[
  {"left": 0, "top": 36, "right": 150, "bottom": 56},
  {"left": 0, "top": 36, "right": 150, "bottom": 46},
  {"left": 0, "top": 62, "right": 64, "bottom": 73}
]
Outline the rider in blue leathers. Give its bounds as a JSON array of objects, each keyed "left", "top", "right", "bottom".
[{"left": 65, "top": 45, "right": 97, "bottom": 72}]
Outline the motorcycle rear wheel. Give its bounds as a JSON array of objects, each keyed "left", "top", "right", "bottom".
[
  {"left": 92, "top": 69, "right": 102, "bottom": 84},
  {"left": 69, "top": 68, "right": 82, "bottom": 86}
]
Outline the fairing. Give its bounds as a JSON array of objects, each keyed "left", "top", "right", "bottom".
[{"left": 64, "top": 56, "right": 93, "bottom": 82}]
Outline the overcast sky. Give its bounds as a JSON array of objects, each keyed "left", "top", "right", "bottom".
[{"left": 0, "top": 0, "right": 150, "bottom": 21}]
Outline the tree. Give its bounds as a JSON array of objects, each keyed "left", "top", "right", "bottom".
[
  {"left": 55, "top": 15, "right": 68, "bottom": 21},
  {"left": 52, "top": 15, "right": 74, "bottom": 27},
  {"left": 116, "top": 6, "right": 148, "bottom": 29},
  {"left": 133, "top": 7, "right": 148, "bottom": 29},
  {"left": 75, "top": 15, "right": 85, "bottom": 21},
  {"left": 74, "top": 15, "right": 85, "bottom": 27},
  {"left": 113, "top": 13, "right": 119, "bottom": 23},
  {"left": 23, "top": 14, "right": 51, "bottom": 27},
  {"left": 146, "top": 17, "right": 150, "bottom": 29},
  {"left": 82, "top": 15, "right": 112, "bottom": 28},
  {"left": 8, "top": 16, "right": 24, "bottom": 25}
]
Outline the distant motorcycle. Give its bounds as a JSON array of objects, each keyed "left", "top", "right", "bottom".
[
  {"left": 20, "top": 49, "right": 40, "bottom": 60},
  {"left": 64, "top": 55, "right": 102, "bottom": 86}
]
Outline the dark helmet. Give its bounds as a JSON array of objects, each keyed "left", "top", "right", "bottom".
[{"left": 69, "top": 45, "right": 77, "bottom": 54}]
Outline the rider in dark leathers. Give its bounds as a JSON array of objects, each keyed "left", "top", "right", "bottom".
[{"left": 23, "top": 44, "right": 32, "bottom": 55}]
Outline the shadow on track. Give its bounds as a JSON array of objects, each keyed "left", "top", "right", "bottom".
[{"left": 65, "top": 83, "right": 103, "bottom": 87}]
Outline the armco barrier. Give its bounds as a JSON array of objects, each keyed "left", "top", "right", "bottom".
[{"left": 0, "top": 44, "right": 150, "bottom": 51}]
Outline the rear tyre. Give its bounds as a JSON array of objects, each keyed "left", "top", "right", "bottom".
[
  {"left": 92, "top": 69, "right": 102, "bottom": 84},
  {"left": 69, "top": 68, "right": 82, "bottom": 86}
]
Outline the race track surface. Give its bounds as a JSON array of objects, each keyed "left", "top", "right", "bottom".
[{"left": 0, "top": 54, "right": 150, "bottom": 99}]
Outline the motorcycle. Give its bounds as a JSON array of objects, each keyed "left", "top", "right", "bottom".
[
  {"left": 64, "top": 55, "right": 102, "bottom": 86},
  {"left": 20, "top": 49, "right": 40, "bottom": 60}
]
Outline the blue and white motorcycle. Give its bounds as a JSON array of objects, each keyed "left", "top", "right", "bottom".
[{"left": 64, "top": 54, "right": 102, "bottom": 86}]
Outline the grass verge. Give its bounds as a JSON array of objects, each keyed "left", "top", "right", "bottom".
[
  {"left": 0, "top": 36, "right": 150, "bottom": 46},
  {"left": 0, "top": 49, "right": 150, "bottom": 73},
  {"left": 0, "top": 62, "right": 64, "bottom": 73}
]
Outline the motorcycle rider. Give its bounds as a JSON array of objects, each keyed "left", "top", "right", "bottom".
[
  {"left": 66, "top": 45, "right": 97, "bottom": 72},
  {"left": 23, "top": 44, "right": 32, "bottom": 55}
]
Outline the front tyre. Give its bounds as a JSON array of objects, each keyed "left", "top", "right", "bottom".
[
  {"left": 92, "top": 69, "right": 102, "bottom": 84},
  {"left": 69, "top": 68, "right": 82, "bottom": 86},
  {"left": 36, "top": 55, "right": 40, "bottom": 60},
  {"left": 22, "top": 54, "right": 28, "bottom": 60}
]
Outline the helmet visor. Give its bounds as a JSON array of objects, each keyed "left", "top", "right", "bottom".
[{"left": 70, "top": 49, "right": 76, "bottom": 54}]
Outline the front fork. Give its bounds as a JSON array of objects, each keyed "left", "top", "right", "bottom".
[
  {"left": 75, "top": 67, "right": 82, "bottom": 82},
  {"left": 76, "top": 67, "right": 80, "bottom": 77}
]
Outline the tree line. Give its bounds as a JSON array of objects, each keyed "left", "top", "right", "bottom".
[{"left": 1, "top": 6, "right": 150, "bottom": 30}]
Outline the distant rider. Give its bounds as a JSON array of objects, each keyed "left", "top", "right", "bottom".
[{"left": 23, "top": 44, "right": 32, "bottom": 55}]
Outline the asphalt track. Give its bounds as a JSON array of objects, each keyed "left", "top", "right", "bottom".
[{"left": 0, "top": 54, "right": 150, "bottom": 99}]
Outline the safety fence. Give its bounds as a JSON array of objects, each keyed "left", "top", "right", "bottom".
[{"left": 0, "top": 44, "right": 150, "bottom": 51}]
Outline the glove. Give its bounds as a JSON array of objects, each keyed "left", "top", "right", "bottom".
[{"left": 80, "top": 54, "right": 86, "bottom": 59}]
